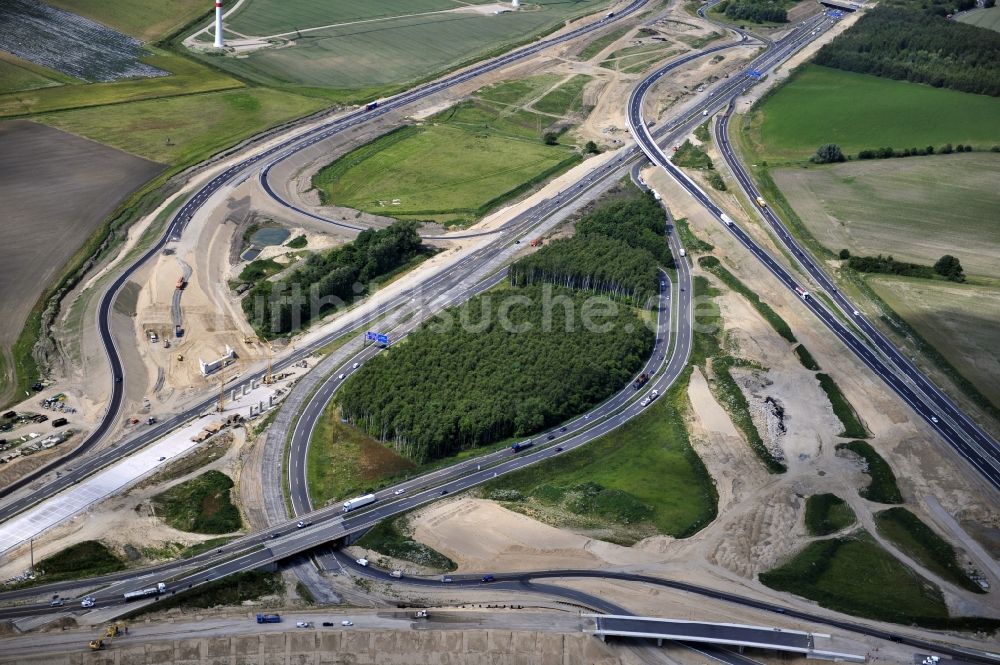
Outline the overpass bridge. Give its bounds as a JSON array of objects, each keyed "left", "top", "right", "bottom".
[{"left": 588, "top": 615, "right": 866, "bottom": 662}]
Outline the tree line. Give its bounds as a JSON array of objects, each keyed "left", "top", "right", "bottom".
[
  {"left": 336, "top": 285, "right": 654, "bottom": 463},
  {"left": 845, "top": 252, "right": 965, "bottom": 282},
  {"left": 509, "top": 235, "right": 660, "bottom": 304},
  {"left": 243, "top": 221, "right": 423, "bottom": 337},
  {"left": 575, "top": 191, "right": 672, "bottom": 264},
  {"left": 814, "top": 6, "right": 1000, "bottom": 96}
]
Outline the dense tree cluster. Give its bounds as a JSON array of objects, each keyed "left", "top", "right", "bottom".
[
  {"left": 857, "top": 143, "right": 975, "bottom": 160},
  {"left": 718, "top": 0, "right": 788, "bottom": 23},
  {"left": 933, "top": 254, "right": 965, "bottom": 282},
  {"left": 847, "top": 254, "right": 934, "bottom": 278},
  {"left": 811, "top": 144, "right": 846, "bottom": 164},
  {"left": 337, "top": 285, "right": 654, "bottom": 462},
  {"left": 509, "top": 235, "right": 660, "bottom": 304},
  {"left": 814, "top": 7, "right": 1000, "bottom": 96},
  {"left": 243, "top": 221, "right": 423, "bottom": 336},
  {"left": 575, "top": 191, "right": 671, "bottom": 264}
]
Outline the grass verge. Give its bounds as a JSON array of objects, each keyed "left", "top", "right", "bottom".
[
  {"left": 122, "top": 570, "right": 282, "bottom": 618},
  {"left": 33, "top": 541, "right": 125, "bottom": 582},
  {"left": 675, "top": 217, "right": 714, "bottom": 253},
  {"left": 836, "top": 440, "right": 903, "bottom": 504},
  {"left": 804, "top": 493, "right": 856, "bottom": 536},
  {"left": 760, "top": 531, "right": 998, "bottom": 630},
  {"left": 816, "top": 373, "right": 868, "bottom": 438},
  {"left": 699, "top": 255, "right": 796, "bottom": 343},
  {"left": 152, "top": 470, "right": 243, "bottom": 534},
  {"left": 875, "top": 507, "right": 985, "bottom": 594},
  {"left": 794, "top": 344, "right": 820, "bottom": 370}
]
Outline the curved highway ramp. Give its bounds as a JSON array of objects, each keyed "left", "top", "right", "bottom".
[{"left": 588, "top": 615, "right": 865, "bottom": 662}]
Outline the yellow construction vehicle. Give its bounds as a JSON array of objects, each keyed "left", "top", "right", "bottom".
[
  {"left": 89, "top": 638, "right": 106, "bottom": 650},
  {"left": 105, "top": 621, "right": 126, "bottom": 638}
]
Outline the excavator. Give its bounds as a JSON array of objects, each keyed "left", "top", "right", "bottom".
[{"left": 88, "top": 622, "right": 127, "bottom": 650}]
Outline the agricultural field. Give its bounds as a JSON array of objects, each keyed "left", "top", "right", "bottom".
[
  {"left": 0, "top": 121, "right": 163, "bottom": 403},
  {"left": 0, "top": 52, "right": 75, "bottom": 95},
  {"left": 0, "top": 0, "right": 166, "bottom": 82},
  {"left": 35, "top": 88, "right": 327, "bottom": 165},
  {"left": 0, "top": 48, "right": 243, "bottom": 118},
  {"left": 772, "top": 153, "right": 1000, "bottom": 278},
  {"left": 867, "top": 276, "right": 1000, "bottom": 407},
  {"left": 747, "top": 65, "right": 1000, "bottom": 162},
  {"left": 958, "top": 6, "right": 1000, "bottom": 32},
  {"left": 532, "top": 75, "right": 592, "bottom": 115},
  {"left": 187, "top": 0, "right": 613, "bottom": 95},
  {"left": 313, "top": 78, "right": 583, "bottom": 225},
  {"left": 47, "top": 0, "right": 210, "bottom": 42}
]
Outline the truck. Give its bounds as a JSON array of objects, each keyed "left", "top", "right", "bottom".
[
  {"left": 176, "top": 276, "right": 185, "bottom": 290},
  {"left": 175, "top": 325, "right": 184, "bottom": 338},
  {"left": 720, "top": 213, "right": 734, "bottom": 227},
  {"left": 755, "top": 196, "right": 767, "bottom": 208},
  {"left": 365, "top": 101, "right": 379, "bottom": 111},
  {"left": 529, "top": 238, "right": 543, "bottom": 247},
  {"left": 52, "top": 418, "right": 68, "bottom": 427},
  {"left": 794, "top": 286, "right": 810, "bottom": 300},
  {"left": 256, "top": 613, "right": 281, "bottom": 624},
  {"left": 651, "top": 189, "right": 661, "bottom": 201},
  {"left": 633, "top": 373, "right": 650, "bottom": 390},
  {"left": 342, "top": 493, "right": 376, "bottom": 512},
  {"left": 389, "top": 570, "right": 403, "bottom": 578},
  {"left": 511, "top": 440, "right": 534, "bottom": 453},
  {"left": 122, "top": 582, "right": 166, "bottom": 601}
]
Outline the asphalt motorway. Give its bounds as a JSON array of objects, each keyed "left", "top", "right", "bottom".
[
  {"left": 0, "top": 0, "right": 653, "bottom": 505},
  {"left": 711, "top": 102, "right": 1000, "bottom": 487}
]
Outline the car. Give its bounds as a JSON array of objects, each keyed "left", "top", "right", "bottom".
[
  {"left": 338, "top": 373, "right": 346, "bottom": 380},
  {"left": 546, "top": 434, "right": 555, "bottom": 441},
  {"left": 560, "top": 427, "right": 566, "bottom": 432},
  {"left": 852, "top": 310, "right": 860, "bottom": 316},
  {"left": 158, "top": 456, "right": 166, "bottom": 462},
  {"left": 393, "top": 488, "right": 405, "bottom": 495},
  {"left": 296, "top": 621, "right": 310, "bottom": 628},
  {"left": 49, "top": 598, "right": 64, "bottom": 607},
  {"left": 322, "top": 621, "right": 334, "bottom": 627},
  {"left": 270, "top": 532, "right": 281, "bottom": 539},
  {"left": 356, "top": 558, "right": 369, "bottom": 567},
  {"left": 555, "top": 447, "right": 564, "bottom": 452},
  {"left": 441, "top": 576, "right": 453, "bottom": 583},
  {"left": 440, "top": 489, "right": 449, "bottom": 495},
  {"left": 931, "top": 416, "right": 939, "bottom": 423},
  {"left": 352, "top": 362, "right": 360, "bottom": 369},
  {"left": 481, "top": 574, "right": 495, "bottom": 583},
  {"left": 81, "top": 597, "right": 95, "bottom": 608},
  {"left": 341, "top": 620, "right": 354, "bottom": 627},
  {"left": 296, "top": 520, "right": 311, "bottom": 528}
]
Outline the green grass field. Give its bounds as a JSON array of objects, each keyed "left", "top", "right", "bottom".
[
  {"left": 0, "top": 52, "right": 75, "bottom": 95},
  {"left": 816, "top": 373, "right": 868, "bottom": 439},
  {"left": 36, "top": 88, "right": 326, "bottom": 164},
  {"left": 312, "top": 86, "right": 581, "bottom": 225},
  {"left": 577, "top": 25, "right": 632, "bottom": 60},
  {"left": 306, "top": 402, "right": 415, "bottom": 508},
  {"left": 836, "top": 441, "right": 903, "bottom": 504},
  {"left": 759, "top": 533, "right": 961, "bottom": 627},
  {"left": 482, "top": 365, "right": 718, "bottom": 543},
  {"left": 356, "top": 515, "right": 455, "bottom": 571},
  {"left": 804, "top": 493, "right": 856, "bottom": 536},
  {"left": 957, "top": 6, "right": 1000, "bottom": 32},
  {"left": 772, "top": 153, "right": 1000, "bottom": 279},
  {"left": 152, "top": 470, "right": 243, "bottom": 534},
  {"left": 601, "top": 42, "right": 680, "bottom": 74},
  {"left": 748, "top": 65, "right": 1000, "bottom": 162},
  {"left": 47, "top": 0, "right": 210, "bottom": 41},
  {"left": 875, "top": 507, "right": 985, "bottom": 594},
  {"left": 0, "top": 48, "right": 243, "bottom": 118},
  {"left": 868, "top": 276, "right": 1000, "bottom": 407},
  {"left": 188, "top": 0, "right": 612, "bottom": 95},
  {"left": 533, "top": 75, "right": 592, "bottom": 115},
  {"left": 35, "top": 541, "right": 125, "bottom": 582}
]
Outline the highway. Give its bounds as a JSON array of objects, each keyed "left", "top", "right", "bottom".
[
  {"left": 711, "top": 102, "right": 1000, "bottom": 487},
  {"left": 625, "top": 29, "right": 1000, "bottom": 490},
  {"left": 0, "top": 0, "right": 655, "bottom": 506}
]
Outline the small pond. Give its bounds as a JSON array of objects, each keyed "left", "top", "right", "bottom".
[{"left": 249, "top": 227, "right": 290, "bottom": 247}]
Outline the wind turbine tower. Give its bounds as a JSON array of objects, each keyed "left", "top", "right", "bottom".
[{"left": 214, "top": 0, "right": 224, "bottom": 48}]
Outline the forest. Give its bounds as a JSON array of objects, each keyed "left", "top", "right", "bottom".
[
  {"left": 575, "top": 191, "right": 672, "bottom": 265},
  {"left": 720, "top": 0, "right": 788, "bottom": 23},
  {"left": 509, "top": 235, "right": 660, "bottom": 304},
  {"left": 243, "top": 221, "right": 423, "bottom": 336},
  {"left": 336, "top": 284, "right": 654, "bottom": 463},
  {"left": 814, "top": 6, "right": 1000, "bottom": 96}
]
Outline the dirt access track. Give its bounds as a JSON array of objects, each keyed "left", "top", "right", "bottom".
[{"left": 0, "top": 120, "right": 163, "bottom": 404}]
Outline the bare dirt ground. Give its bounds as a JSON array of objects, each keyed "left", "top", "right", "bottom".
[{"left": 0, "top": 121, "right": 162, "bottom": 405}]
